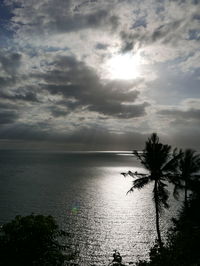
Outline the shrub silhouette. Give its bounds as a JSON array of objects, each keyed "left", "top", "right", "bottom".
[{"left": 0, "top": 214, "right": 71, "bottom": 266}]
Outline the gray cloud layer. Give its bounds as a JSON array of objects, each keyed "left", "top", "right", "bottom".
[
  {"left": 159, "top": 108, "right": 200, "bottom": 121},
  {"left": 0, "top": 0, "right": 199, "bottom": 150},
  {"left": 37, "top": 55, "right": 149, "bottom": 118}
]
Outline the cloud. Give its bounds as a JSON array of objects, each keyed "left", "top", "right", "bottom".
[
  {"left": 0, "top": 121, "right": 148, "bottom": 150},
  {"left": 48, "top": 106, "right": 69, "bottom": 117},
  {"left": 157, "top": 98, "right": 200, "bottom": 121},
  {"left": 95, "top": 42, "right": 109, "bottom": 50},
  {"left": 0, "top": 110, "right": 18, "bottom": 124},
  {"left": 89, "top": 102, "right": 149, "bottom": 119},
  {"left": 151, "top": 20, "right": 182, "bottom": 43},
  {"left": 0, "top": 89, "right": 39, "bottom": 102},
  {"left": 154, "top": 99, "right": 200, "bottom": 149},
  {"left": 119, "top": 0, "right": 200, "bottom": 67},
  {"left": 5, "top": 0, "right": 119, "bottom": 37},
  {"left": 158, "top": 108, "right": 200, "bottom": 121},
  {"left": 0, "top": 122, "right": 49, "bottom": 140},
  {"left": 179, "top": 52, "right": 200, "bottom": 72},
  {"left": 0, "top": 0, "right": 199, "bottom": 150},
  {"left": 120, "top": 18, "right": 186, "bottom": 52},
  {"left": 37, "top": 55, "right": 149, "bottom": 118},
  {"left": 0, "top": 52, "right": 21, "bottom": 74}
]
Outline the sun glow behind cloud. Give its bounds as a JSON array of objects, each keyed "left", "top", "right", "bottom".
[
  {"left": 105, "top": 52, "right": 142, "bottom": 80},
  {"left": 0, "top": 0, "right": 200, "bottom": 150}
]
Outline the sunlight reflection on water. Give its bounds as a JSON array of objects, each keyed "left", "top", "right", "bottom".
[
  {"left": 0, "top": 151, "right": 182, "bottom": 265},
  {"left": 60, "top": 166, "right": 181, "bottom": 265}
]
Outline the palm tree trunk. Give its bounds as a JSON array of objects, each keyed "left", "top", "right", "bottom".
[{"left": 154, "top": 180, "right": 162, "bottom": 249}]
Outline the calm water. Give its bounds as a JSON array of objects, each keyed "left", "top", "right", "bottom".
[{"left": 0, "top": 150, "right": 182, "bottom": 265}]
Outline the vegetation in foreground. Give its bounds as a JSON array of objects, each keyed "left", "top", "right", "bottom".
[
  {"left": 0, "top": 214, "right": 75, "bottom": 266},
  {"left": 123, "top": 133, "right": 200, "bottom": 248},
  {"left": 136, "top": 191, "right": 200, "bottom": 266},
  {"left": 122, "top": 133, "right": 200, "bottom": 265}
]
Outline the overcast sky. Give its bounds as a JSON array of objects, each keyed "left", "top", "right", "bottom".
[{"left": 0, "top": 0, "right": 199, "bottom": 150}]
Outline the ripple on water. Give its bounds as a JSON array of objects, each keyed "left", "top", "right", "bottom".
[{"left": 0, "top": 151, "right": 183, "bottom": 265}]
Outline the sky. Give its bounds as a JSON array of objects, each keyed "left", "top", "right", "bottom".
[{"left": 0, "top": 0, "right": 199, "bottom": 150}]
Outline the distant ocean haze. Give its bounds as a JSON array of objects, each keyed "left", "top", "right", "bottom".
[{"left": 0, "top": 150, "right": 182, "bottom": 265}]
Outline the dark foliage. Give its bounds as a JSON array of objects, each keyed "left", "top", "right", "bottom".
[
  {"left": 0, "top": 214, "right": 72, "bottom": 266},
  {"left": 174, "top": 149, "right": 200, "bottom": 207},
  {"left": 136, "top": 193, "right": 200, "bottom": 266}
]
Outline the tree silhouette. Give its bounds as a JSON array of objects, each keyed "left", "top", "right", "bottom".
[
  {"left": 124, "top": 133, "right": 181, "bottom": 248},
  {"left": 175, "top": 149, "right": 200, "bottom": 209},
  {"left": 0, "top": 214, "right": 74, "bottom": 266}
]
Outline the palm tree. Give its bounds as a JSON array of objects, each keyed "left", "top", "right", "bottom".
[
  {"left": 124, "top": 133, "right": 181, "bottom": 248},
  {"left": 178, "top": 149, "right": 200, "bottom": 208}
]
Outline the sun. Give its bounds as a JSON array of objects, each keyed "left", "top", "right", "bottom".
[{"left": 105, "top": 52, "right": 142, "bottom": 80}]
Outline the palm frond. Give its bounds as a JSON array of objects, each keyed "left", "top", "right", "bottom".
[
  {"left": 180, "top": 149, "right": 200, "bottom": 174},
  {"left": 129, "top": 170, "right": 147, "bottom": 177},
  {"left": 162, "top": 148, "right": 183, "bottom": 174},
  {"left": 128, "top": 171, "right": 135, "bottom": 177},
  {"left": 133, "top": 150, "right": 146, "bottom": 166},
  {"left": 121, "top": 172, "right": 129, "bottom": 177},
  {"left": 133, "top": 175, "right": 152, "bottom": 189},
  {"left": 126, "top": 175, "right": 152, "bottom": 194},
  {"left": 121, "top": 171, "right": 144, "bottom": 178},
  {"left": 121, "top": 171, "right": 136, "bottom": 178},
  {"left": 126, "top": 186, "right": 134, "bottom": 195}
]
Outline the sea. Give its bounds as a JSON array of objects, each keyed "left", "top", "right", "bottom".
[{"left": 0, "top": 150, "right": 182, "bottom": 265}]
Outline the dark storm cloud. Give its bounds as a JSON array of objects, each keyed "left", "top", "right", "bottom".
[
  {"left": 0, "top": 76, "right": 16, "bottom": 87},
  {"left": 0, "top": 116, "right": 145, "bottom": 148},
  {"left": 0, "top": 89, "right": 39, "bottom": 103},
  {"left": 48, "top": 106, "right": 70, "bottom": 117},
  {"left": 89, "top": 102, "right": 149, "bottom": 118},
  {"left": 158, "top": 108, "right": 200, "bottom": 121},
  {"left": 0, "top": 101, "right": 16, "bottom": 110},
  {"left": 0, "top": 51, "right": 22, "bottom": 89},
  {"left": 37, "top": 55, "right": 148, "bottom": 118},
  {"left": 0, "top": 110, "right": 18, "bottom": 124},
  {"left": 0, "top": 121, "right": 149, "bottom": 150},
  {"left": 0, "top": 122, "right": 49, "bottom": 140}
]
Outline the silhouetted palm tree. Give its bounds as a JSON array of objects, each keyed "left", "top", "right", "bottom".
[
  {"left": 178, "top": 149, "right": 200, "bottom": 208},
  {"left": 124, "top": 133, "right": 181, "bottom": 248}
]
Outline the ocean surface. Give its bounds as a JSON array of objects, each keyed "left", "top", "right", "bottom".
[{"left": 0, "top": 150, "right": 182, "bottom": 265}]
